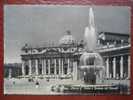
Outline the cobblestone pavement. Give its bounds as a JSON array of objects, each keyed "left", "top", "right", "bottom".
[{"left": 4, "top": 78, "right": 130, "bottom": 95}]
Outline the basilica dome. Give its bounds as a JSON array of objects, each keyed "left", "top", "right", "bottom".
[{"left": 59, "top": 30, "right": 76, "bottom": 45}]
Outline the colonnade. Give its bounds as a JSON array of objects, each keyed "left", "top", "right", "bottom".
[
  {"left": 21, "top": 55, "right": 130, "bottom": 80},
  {"left": 105, "top": 55, "right": 130, "bottom": 79},
  {"left": 22, "top": 58, "right": 71, "bottom": 76}
]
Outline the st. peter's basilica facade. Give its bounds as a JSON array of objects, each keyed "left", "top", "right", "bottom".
[{"left": 21, "top": 31, "right": 130, "bottom": 81}]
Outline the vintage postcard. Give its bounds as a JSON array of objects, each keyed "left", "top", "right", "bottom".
[{"left": 4, "top": 5, "right": 131, "bottom": 95}]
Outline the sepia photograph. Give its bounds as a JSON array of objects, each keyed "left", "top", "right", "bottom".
[{"left": 4, "top": 5, "right": 131, "bottom": 95}]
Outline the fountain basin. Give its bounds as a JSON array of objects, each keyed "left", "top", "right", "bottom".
[{"left": 80, "top": 65, "right": 104, "bottom": 70}]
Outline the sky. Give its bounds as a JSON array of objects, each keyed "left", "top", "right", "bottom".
[{"left": 4, "top": 5, "right": 131, "bottom": 63}]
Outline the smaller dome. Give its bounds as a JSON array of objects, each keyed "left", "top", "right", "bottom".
[{"left": 59, "top": 30, "right": 76, "bottom": 45}]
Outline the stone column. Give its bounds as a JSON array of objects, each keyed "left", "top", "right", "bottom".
[
  {"left": 22, "top": 60, "right": 25, "bottom": 76},
  {"left": 54, "top": 59, "right": 57, "bottom": 75},
  {"left": 106, "top": 58, "right": 109, "bottom": 78},
  {"left": 8, "top": 68, "right": 12, "bottom": 78},
  {"left": 44, "top": 59, "right": 46, "bottom": 75},
  {"left": 73, "top": 62, "right": 77, "bottom": 80},
  {"left": 59, "top": 58, "right": 61, "bottom": 75},
  {"left": 98, "top": 39, "right": 100, "bottom": 45},
  {"left": 41, "top": 59, "right": 44, "bottom": 75},
  {"left": 48, "top": 59, "right": 50, "bottom": 75},
  {"left": 128, "top": 55, "right": 130, "bottom": 79},
  {"left": 29, "top": 59, "right": 32, "bottom": 75},
  {"left": 120, "top": 56, "right": 124, "bottom": 78},
  {"left": 67, "top": 58, "right": 70, "bottom": 74},
  {"left": 62, "top": 59, "right": 64, "bottom": 75},
  {"left": 35, "top": 59, "right": 39, "bottom": 75},
  {"left": 113, "top": 57, "right": 116, "bottom": 78}
]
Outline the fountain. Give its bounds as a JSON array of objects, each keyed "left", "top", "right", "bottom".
[{"left": 79, "top": 8, "right": 105, "bottom": 85}]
